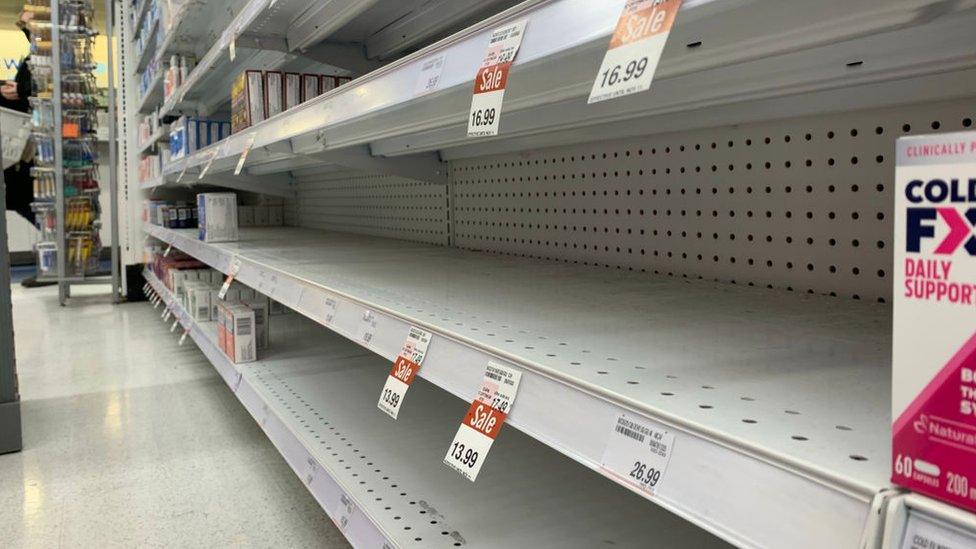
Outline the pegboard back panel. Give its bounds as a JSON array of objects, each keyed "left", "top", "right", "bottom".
[
  {"left": 451, "top": 98, "right": 976, "bottom": 303},
  {"left": 295, "top": 172, "right": 449, "bottom": 246}
]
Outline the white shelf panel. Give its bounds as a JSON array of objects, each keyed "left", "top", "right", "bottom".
[
  {"left": 137, "top": 70, "right": 164, "bottom": 114},
  {"left": 130, "top": 0, "right": 153, "bottom": 43},
  {"left": 149, "top": 0, "right": 976, "bottom": 176},
  {"left": 145, "top": 223, "right": 892, "bottom": 548},
  {"left": 134, "top": 19, "right": 159, "bottom": 74},
  {"left": 142, "top": 269, "right": 730, "bottom": 548},
  {"left": 136, "top": 127, "right": 167, "bottom": 156}
]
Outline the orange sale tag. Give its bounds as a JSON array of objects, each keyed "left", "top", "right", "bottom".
[
  {"left": 378, "top": 327, "right": 432, "bottom": 419},
  {"left": 443, "top": 362, "right": 522, "bottom": 481},
  {"left": 589, "top": 0, "right": 682, "bottom": 104},
  {"left": 467, "top": 20, "right": 527, "bottom": 137}
]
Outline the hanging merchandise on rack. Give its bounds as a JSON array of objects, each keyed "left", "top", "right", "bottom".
[{"left": 25, "top": 0, "right": 103, "bottom": 279}]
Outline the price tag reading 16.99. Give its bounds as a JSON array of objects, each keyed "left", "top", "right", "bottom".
[
  {"left": 588, "top": 0, "right": 682, "bottom": 104},
  {"left": 467, "top": 20, "right": 527, "bottom": 138}
]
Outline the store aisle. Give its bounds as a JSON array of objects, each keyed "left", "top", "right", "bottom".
[{"left": 0, "top": 284, "right": 349, "bottom": 548}]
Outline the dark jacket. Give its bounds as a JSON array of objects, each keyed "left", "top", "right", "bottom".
[{"left": 1, "top": 27, "right": 32, "bottom": 113}]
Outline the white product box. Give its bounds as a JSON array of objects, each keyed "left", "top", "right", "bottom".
[
  {"left": 197, "top": 193, "right": 239, "bottom": 242},
  {"left": 243, "top": 297, "right": 269, "bottom": 350},
  {"left": 186, "top": 282, "right": 212, "bottom": 321},
  {"left": 225, "top": 304, "right": 256, "bottom": 364},
  {"left": 893, "top": 131, "right": 976, "bottom": 514}
]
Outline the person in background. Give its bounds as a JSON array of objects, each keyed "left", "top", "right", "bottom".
[
  {"left": 2, "top": 9, "right": 35, "bottom": 225},
  {"left": 2, "top": 10, "right": 52, "bottom": 287}
]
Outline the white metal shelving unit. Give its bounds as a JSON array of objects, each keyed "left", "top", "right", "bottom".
[
  {"left": 142, "top": 269, "right": 732, "bottom": 548},
  {"left": 125, "top": 0, "right": 976, "bottom": 547},
  {"left": 144, "top": 223, "right": 895, "bottom": 548}
]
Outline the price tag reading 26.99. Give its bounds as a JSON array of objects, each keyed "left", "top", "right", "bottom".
[
  {"left": 588, "top": 0, "right": 682, "bottom": 104},
  {"left": 377, "top": 326, "right": 432, "bottom": 419},
  {"left": 600, "top": 413, "right": 675, "bottom": 494},
  {"left": 444, "top": 362, "right": 522, "bottom": 481},
  {"left": 467, "top": 20, "right": 527, "bottom": 137}
]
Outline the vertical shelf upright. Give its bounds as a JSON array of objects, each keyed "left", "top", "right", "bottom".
[{"left": 26, "top": 0, "right": 120, "bottom": 304}]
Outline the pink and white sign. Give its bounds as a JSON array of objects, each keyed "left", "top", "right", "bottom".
[{"left": 893, "top": 131, "right": 976, "bottom": 513}]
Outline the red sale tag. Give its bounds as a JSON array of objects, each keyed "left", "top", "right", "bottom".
[
  {"left": 443, "top": 362, "right": 522, "bottom": 481},
  {"left": 467, "top": 20, "right": 527, "bottom": 137},
  {"left": 588, "top": 0, "right": 683, "bottom": 104},
  {"left": 377, "top": 326, "right": 432, "bottom": 419}
]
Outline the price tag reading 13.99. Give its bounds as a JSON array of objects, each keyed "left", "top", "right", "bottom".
[
  {"left": 443, "top": 362, "right": 522, "bottom": 482},
  {"left": 377, "top": 326, "right": 432, "bottom": 420},
  {"left": 588, "top": 0, "right": 682, "bottom": 104},
  {"left": 466, "top": 19, "right": 527, "bottom": 138}
]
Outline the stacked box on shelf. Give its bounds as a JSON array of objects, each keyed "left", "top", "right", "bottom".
[
  {"left": 231, "top": 70, "right": 354, "bottom": 134},
  {"left": 169, "top": 116, "right": 230, "bottom": 160}
]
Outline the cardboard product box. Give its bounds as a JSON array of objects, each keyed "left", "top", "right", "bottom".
[
  {"left": 284, "top": 73, "right": 301, "bottom": 110},
  {"left": 269, "top": 298, "right": 286, "bottom": 316},
  {"left": 253, "top": 205, "right": 269, "bottom": 226},
  {"left": 186, "top": 119, "right": 200, "bottom": 153},
  {"left": 320, "top": 75, "right": 337, "bottom": 94},
  {"left": 225, "top": 304, "right": 256, "bottom": 363},
  {"left": 231, "top": 70, "right": 265, "bottom": 134},
  {"left": 892, "top": 131, "right": 976, "bottom": 514},
  {"left": 210, "top": 289, "right": 222, "bottom": 321},
  {"left": 187, "top": 282, "right": 212, "bottom": 321},
  {"left": 209, "top": 121, "right": 221, "bottom": 145},
  {"left": 169, "top": 117, "right": 187, "bottom": 160},
  {"left": 268, "top": 205, "right": 283, "bottom": 226},
  {"left": 216, "top": 301, "right": 228, "bottom": 354},
  {"left": 265, "top": 71, "right": 283, "bottom": 118},
  {"left": 238, "top": 205, "right": 254, "bottom": 227},
  {"left": 336, "top": 76, "right": 353, "bottom": 87},
  {"left": 242, "top": 297, "right": 269, "bottom": 350},
  {"left": 211, "top": 269, "right": 226, "bottom": 286},
  {"left": 197, "top": 193, "right": 239, "bottom": 242},
  {"left": 301, "top": 74, "right": 320, "bottom": 103}
]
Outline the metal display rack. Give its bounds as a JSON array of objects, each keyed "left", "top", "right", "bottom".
[
  {"left": 26, "top": 0, "right": 120, "bottom": 304},
  {"left": 123, "top": 0, "right": 976, "bottom": 547}
]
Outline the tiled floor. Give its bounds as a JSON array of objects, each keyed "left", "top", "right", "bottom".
[{"left": 0, "top": 284, "right": 349, "bottom": 548}]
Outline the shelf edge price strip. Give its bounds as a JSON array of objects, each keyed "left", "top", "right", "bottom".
[
  {"left": 360, "top": 309, "right": 377, "bottom": 345},
  {"left": 234, "top": 133, "right": 256, "bottom": 175},
  {"left": 466, "top": 19, "right": 527, "bottom": 137},
  {"left": 377, "top": 326, "right": 433, "bottom": 420},
  {"left": 443, "top": 362, "right": 522, "bottom": 482},
  {"left": 219, "top": 257, "right": 243, "bottom": 300},
  {"left": 599, "top": 413, "right": 675, "bottom": 495},
  {"left": 587, "top": 0, "right": 682, "bottom": 104}
]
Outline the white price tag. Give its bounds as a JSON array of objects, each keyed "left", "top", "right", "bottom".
[
  {"left": 142, "top": 282, "right": 150, "bottom": 294},
  {"left": 163, "top": 244, "right": 172, "bottom": 257},
  {"left": 152, "top": 295, "right": 161, "bottom": 308},
  {"left": 176, "top": 164, "right": 187, "bottom": 183},
  {"left": 234, "top": 134, "right": 256, "bottom": 175},
  {"left": 588, "top": 0, "right": 682, "bottom": 104},
  {"left": 360, "top": 309, "right": 376, "bottom": 345},
  {"left": 443, "top": 362, "right": 522, "bottom": 481},
  {"left": 466, "top": 20, "right": 527, "bottom": 137},
  {"left": 324, "top": 297, "right": 338, "bottom": 324},
  {"left": 229, "top": 37, "right": 236, "bottom": 62},
  {"left": 198, "top": 149, "right": 219, "bottom": 180},
  {"left": 332, "top": 493, "right": 355, "bottom": 532},
  {"left": 414, "top": 54, "right": 446, "bottom": 96},
  {"left": 600, "top": 413, "right": 675, "bottom": 493},
  {"left": 162, "top": 308, "right": 172, "bottom": 321},
  {"left": 170, "top": 319, "right": 180, "bottom": 332},
  {"left": 900, "top": 510, "right": 976, "bottom": 549},
  {"left": 178, "top": 328, "right": 190, "bottom": 346},
  {"left": 377, "top": 326, "right": 432, "bottom": 419},
  {"left": 218, "top": 257, "right": 242, "bottom": 300}
]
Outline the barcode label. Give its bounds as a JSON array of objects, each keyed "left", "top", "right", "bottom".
[
  {"left": 601, "top": 413, "right": 675, "bottom": 494},
  {"left": 237, "top": 317, "right": 252, "bottom": 336},
  {"left": 485, "top": 371, "right": 503, "bottom": 382},
  {"left": 615, "top": 424, "right": 645, "bottom": 443}
]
